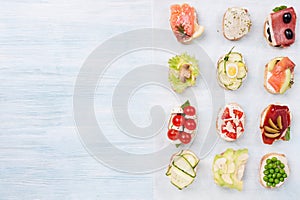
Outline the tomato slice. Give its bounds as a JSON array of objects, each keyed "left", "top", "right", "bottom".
[
  {"left": 238, "top": 121, "right": 244, "bottom": 132},
  {"left": 226, "top": 132, "right": 237, "bottom": 139},
  {"left": 221, "top": 107, "right": 230, "bottom": 120},
  {"left": 233, "top": 109, "right": 243, "bottom": 119}
]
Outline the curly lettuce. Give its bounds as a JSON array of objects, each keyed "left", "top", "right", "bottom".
[{"left": 168, "top": 53, "right": 200, "bottom": 93}]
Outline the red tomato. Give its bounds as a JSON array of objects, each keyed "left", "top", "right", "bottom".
[
  {"left": 183, "top": 106, "right": 196, "bottom": 116},
  {"left": 167, "top": 129, "right": 179, "bottom": 140},
  {"left": 233, "top": 109, "right": 243, "bottom": 119},
  {"left": 226, "top": 132, "right": 237, "bottom": 139},
  {"left": 172, "top": 115, "right": 185, "bottom": 126},
  {"left": 179, "top": 132, "right": 192, "bottom": 144},
  {"left": 184, "top": 119, "right": 196, "bottom": 130},
  {"left": 222, "top": 107, "right": 230, "bottom": 119},
  {"left": 238, "top": 121, "right": 244, "bottom": 132}
]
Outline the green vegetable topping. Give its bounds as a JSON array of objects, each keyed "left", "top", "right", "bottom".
[
  {"left": 263, "top": 156, "right": 288, "bottom": 187},
  {"left": 284, "top": 127, "right": 291, "bottom": 141},
  {"left": 273, "top": 5, "right": 287, "bottom": 12},
  {"left": 224, "top": 46, "right": 235, "bottom": 62},
  {"left": 168, "top": 53, "right": 199, "bottom": 93}
]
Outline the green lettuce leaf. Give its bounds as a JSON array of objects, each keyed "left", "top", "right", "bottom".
[{"left": 168, "top": 53, "right": 199, "bottom": 93}]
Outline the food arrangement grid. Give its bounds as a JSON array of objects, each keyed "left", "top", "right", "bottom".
[{"left": 153, "top": 0, "right": 300, "bottom": 199}]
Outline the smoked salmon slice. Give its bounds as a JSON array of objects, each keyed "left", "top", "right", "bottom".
[
  {"left": 268, "top": 57, "right": 295, "bottom": 92},
  {"left": 170, "top": 4, "right": 204, "bottom": 43}
]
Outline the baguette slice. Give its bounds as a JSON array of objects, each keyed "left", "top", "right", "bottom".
[
  {"left": 264, "top": 57, "right": 295, "bottom": 94},
  {"left": 223, "top": 7, "right": 252, "bottom": 41},
  {"left": 259, "top": 153, "right": 290, "bottom": 188},
  {"left": 264, "top": 7, "right": 296, "bottom": 48},
  {"left": 216, "top": 103, "right": 245, "bottom": 141},
  {"left": 260, "top": 104, "right": 291, "bottom": 145}
]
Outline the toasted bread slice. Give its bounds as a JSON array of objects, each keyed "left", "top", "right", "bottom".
[
  {"left": 259, "top": 153, "right": 289, "bottom": 188},
  {"left": 223, "top": 7, "right": 252, "bottom": 41}
]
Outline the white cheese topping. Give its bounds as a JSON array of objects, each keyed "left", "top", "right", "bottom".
[{"left": 223, "top": 7, "right": 252, "bottom": 40}]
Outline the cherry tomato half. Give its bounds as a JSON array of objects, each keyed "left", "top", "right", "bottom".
[
  {"left": 183, "top": 106, "right": 196, "bottom": 116},
  {"left": 184, "top": 119, "right": 196, "bottom": 130},
  {"left": 172, "top": 115, "right": 185, "bottom": 126},
  {"left": 179, "top": 132, "right": 192, "bottom": 144},
  {"left": 167, "top": 129, "right": 179, "bottom": 140}
]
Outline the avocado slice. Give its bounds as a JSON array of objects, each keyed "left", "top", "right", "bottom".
[
  {"left": 268, "top": 57, "right": 283, "bottom": 71},
  {"left": 280, "top": 69, "right": 292, "bottom": 94},
  {"left": 212, "top": 148, "right": 248, "bottom": 191}
]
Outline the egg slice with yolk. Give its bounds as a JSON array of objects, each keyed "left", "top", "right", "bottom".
[{"left": 226, "top": 63, "right": 238, "bottom": 78}]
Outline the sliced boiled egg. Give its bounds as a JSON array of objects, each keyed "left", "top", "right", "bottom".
[{"left": 226, "top": 63, "right": 238, "bottom": 78}]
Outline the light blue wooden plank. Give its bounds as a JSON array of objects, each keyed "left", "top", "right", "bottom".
[{"left": 0, "top": 0, "right": 153, "bottom": 199}]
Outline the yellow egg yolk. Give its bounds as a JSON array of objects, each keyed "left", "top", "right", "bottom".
[{"left": 226, "top": 63, "right": 238, "bottom": 78}]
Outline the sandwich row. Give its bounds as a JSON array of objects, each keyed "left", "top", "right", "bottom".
[
  {"left": 166, "top": 148, "right": 289, "bottom": 191},
  {"left": 170, "top": 4, "right": 297, "bottom": 48}
]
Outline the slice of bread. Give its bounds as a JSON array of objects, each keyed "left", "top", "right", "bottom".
[
  {"left": 259, "top": 153, "right": 289, "bottom": 188},
  {"left": 260, "top": 104, "right": 291, "bottom": 143},
  {"left": 223, "top": 7, "right": 252, "bottom": 41},
  {"left": 264, "top": 57, "right": 295, "bottom": 94},
  {"left": 216, "top": 103, "right": 245, "bottom": 141}
]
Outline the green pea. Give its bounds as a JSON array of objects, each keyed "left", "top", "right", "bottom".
[
  {"left": 268, "top": 174, "right": 272, "bottom": 178},
  {"left": 272, "top": 174, "right": 277, "bottom": 178},
  {"left": 263, "top": 176, "right": 268, "bottom": 182},
  {"left": 270, "top": 169, "right": 274, "bottom": 174},
  {"left": 277, "top": 173, "right": 282, "bottom": 178},
  {"left": 275, "top": 179, "right": 280, "bottom": 184},
  {"left": 280, "top": 177, "right": 284, "bottom": 182},
  {"left": 266, "top": 159, "right": 272, "bottom": 164},
  {"left": 267, "top": 182, "right": 272, "bottom": 187},
  {"left": 276, "top": 160, "right": 281, "bottom": 165},
  {"left": 263, "top": 170, "right": 269, "bottom": 175},
  {"left": 280, "top": 163, "right": 285, "bottom": 169},
  {"left": 283, "top": 173, "right": 287, "bottom": 178},
  {"left": 280, "top": 169, "right": 285, "bottom": 174},
  {"left": 264, "top": 165, "right": 269, "bottom": 169},
  {"left": 269, "top": 178, "right": 274, "bottom": 183},
  {"left": 275, "top": 168, "right": 279, "bottom": 173},
  {"left": 272, "top": 183, "right": 276, "bottom": 187},
  {"left": 272, "top": 157, "right": 277, "bottom": 162},
  {"left": 268, "top": 163, "right": 273, "bottom": 168}
]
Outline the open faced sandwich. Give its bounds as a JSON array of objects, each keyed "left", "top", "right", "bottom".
[
  {"left": 170, "top": 3, "right": 204, "bottom": 44},
  {"left": 213, "top": 148, "right": 249, "bottom": 191},
  {"left": 259, "top": 153, "right": 289, "bottom": 188},
  {"left": 166, "top": 150, "right": 200, "bottom": 190},
  {"left": 264, "top": 6, "right": 297, "bottom": 47},
  {"left": 223, "top": 7, "right": 252, "bottom": 41},
  {"left": 217, "top": 47, "right": 247, "bottom": 90},
  {"left": 264, "top": 56, "right": 295, "bottom": 94},
  {"left": 216, "top": 103, "right": 245, "bottom": 141},
  {"left": 167, "top": 101, "right": 197, "bottom": 147},
  {"left": 260, "top": 104, "right": 291, "bottom": 145},
  {"left": 168, "top": 53, "right": 199, "bottom": 93}
]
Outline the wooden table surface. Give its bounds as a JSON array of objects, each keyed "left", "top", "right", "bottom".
[
  {"left": 0, "top": 1, "right": 153, "bottom": 199},
  {"left": 2, "top": 1, "right": 300, "bottom": 200}
]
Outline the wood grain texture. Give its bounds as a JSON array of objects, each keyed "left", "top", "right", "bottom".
[{"left": 0, "top": 0, "right": 153, "bottom": 199}]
